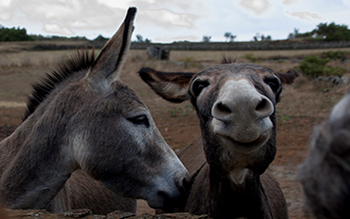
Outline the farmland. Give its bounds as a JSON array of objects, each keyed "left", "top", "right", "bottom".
[{"left": 1, "top": 44, "right": 350, "bottom": 218}]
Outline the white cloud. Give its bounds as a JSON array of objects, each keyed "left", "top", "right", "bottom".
[
  {"left": 44, "top": 23, "right": 74, "bottom": 35},
  {"left": 0, "top": 0, "right": 12, "bottom": 7},
  {"left": 0, "top": 10, "right": 11, "bottom": 20},
  {"left": 238, "top": 0, "right": 273, "bottom": 16},
  {"left": 0, "top": 0, "right": 131, "bottom": 36},
  {"left": 282, "top": 0, "right": 298, "bottom": 5},
  {"left": 0, "top": 0, "right": 350, "bottom": 42},
  {"left": 286, "top": 11, "right": 323, "bottom": 22},
  {"left": 0, "top": 0, "right": 202, "bottom": 38},
  {"left": 141, "top": 9, "right": 197, "bottom": 29},
  {"left": 0, "top": 0, "right": 13, "bottom": 20},
  {"left": 97, "top": 0, "right": 156, "bottom": 9},
  {"left": 154, "top": 35, "right": 199, "bottom": 42},
  {"left": 341, "top": 0, "right": 350, "bottom": 7}
]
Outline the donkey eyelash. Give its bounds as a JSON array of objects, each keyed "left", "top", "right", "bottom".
[
  {"left": 191, "top": 79, "right": 210, "bottom": 97},
  {"left": 127, "top": 115, "right": 150, "bottom": 128},
  {"left": 263, "top": 76, "right": 281, "bottom": 93}
]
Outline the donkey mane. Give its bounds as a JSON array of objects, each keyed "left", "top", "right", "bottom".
[
  {"left": 220, "top": 56, "right": 236, "bottom": 64},
  {"left": 23, "top": 50, "right": 96, "bottom": 121}
]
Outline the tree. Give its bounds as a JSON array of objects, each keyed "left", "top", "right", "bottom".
[
  {"left": 253, "top": 33, "right": 260, "bottom": 41},
  {"left": 288, "top": 28, "right": 300, "bottom": 40},
  {"left": 288, "top": 23, "right": 350, "bottom": 41},
  {"left": 261, "top": 34, "right": 271, "bottom": 41},
  {"left": 202, "top": 35, "right": 211, "bottom": 42},
  {"left": 0, "top": 25, "right": 34, "bottom": 42},
  {"left": 224, "top": 32, "right": 231, "bottom": 42},
  {"left": 135, "top": 34, "right": 151, "bottom": 43},
  {"left": 136, "top": 34, "right": 143, "bottom": 42},
  {"left": 315, "top": 22, "right": 350, "bottom": 41},
  {"left": 230, "top": 35, "right": 237, "bottom": 42},
  {"left": 224, "top": 32, "right": 236, "bottom": 42},
  {"left": 253, "top": 33, "right": 271, "bottom": 42},
  {"left": 93, "top": 34, "right": 108, "bottom": 41}
]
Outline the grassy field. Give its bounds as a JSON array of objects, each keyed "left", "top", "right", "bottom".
[{"left": 1, "top": 45, "right": 350, "bottom": 218}]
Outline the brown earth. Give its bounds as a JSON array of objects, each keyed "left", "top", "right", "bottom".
[{"left": 1, "top": 47, "right": 350, "bottom": 218}]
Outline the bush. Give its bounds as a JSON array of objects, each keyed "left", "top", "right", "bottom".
[
  {"left": 298, "top": 55, "right": 345, "bottom": 78},
  {"left": 321, "top": 51, "right": 347, "bottom": 61},
  {"left": 299, "top": 56, "right": 329, "bottom": 77},
  {"left": 242, "top": 53, "right": 257, "bottom": 62},
  {"left": 323, "top": 66, "right": 346, "bottom": 77}
]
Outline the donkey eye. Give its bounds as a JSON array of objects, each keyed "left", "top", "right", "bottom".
[
  {"left": 128, "top": 115, "right": 150, "bottom": 128},
  {"left": 191, "top": 79, "right": 209, "bottom": 97},
  {"left": 264, "top": 76, "right": 281, "bottom": 93}
]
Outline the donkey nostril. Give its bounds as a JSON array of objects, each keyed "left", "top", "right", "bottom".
[
  {"left": 256, "top": 98, "right": 267, "bottom": 112},
  {"left": 216, "top": 102, "right": 232, "bottom": 114}
]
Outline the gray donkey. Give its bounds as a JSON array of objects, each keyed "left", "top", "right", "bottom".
[
  {"left": 0, "top": 7, "right": 188, "bottom": 214},
  {"left": 300, "top": 92, "right": 350, "bottom": 219}
]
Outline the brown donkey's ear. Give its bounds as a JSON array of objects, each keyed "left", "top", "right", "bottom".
[
  {"left": 138, "top": 67, "right": 196, "bottom": 103},
  {"left": 276, "top": 69, "right": 299, "bottom": 85},
  {"left": 87, "top": 7, "right": 136, "bottom": 93}
]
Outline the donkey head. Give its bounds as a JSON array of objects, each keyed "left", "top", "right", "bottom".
[
  {"left": 15, "top": 8, "right": 188, "bottom": 210},
  {"left": 139, "top": 62, "right": 298, "bottom": 178},
  {"left": 300, "top": 92, "right": 350, "bottom": 218}
]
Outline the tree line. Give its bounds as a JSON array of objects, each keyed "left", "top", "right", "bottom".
[
  {"left": 288, "top": 22, "right": 350, "bottom": 41},
  {"left": 0, "top": 25, "right": 34, "bottom": 42},
  {"left": 0, "top": 25, "right": 108, "bottom": 42},
  {"left": 1, "top": 22, "right": 350, "bottom": 42}
]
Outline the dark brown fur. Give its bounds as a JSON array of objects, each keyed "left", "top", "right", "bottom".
[{"left": 139, "top": 63, "right": 299, "bottom": 218}]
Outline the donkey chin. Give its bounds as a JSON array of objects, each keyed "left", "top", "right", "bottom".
[{"left": 143, "top": 176, "right": 187, "bottom": 211}]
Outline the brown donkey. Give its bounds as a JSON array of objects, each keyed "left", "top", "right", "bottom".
[
  {"left": 0, "top": 8, "right": 188, "bottom": 214},
  {"left": 139, "top": 61, "right": 299, "bottom": 218},
  {"left": 300, "top": 92, "right": 350, "bottom": 219}
]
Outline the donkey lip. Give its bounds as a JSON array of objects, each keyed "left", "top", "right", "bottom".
[{"left": 218, "top": 130, "right": 270, "bottom": 148}]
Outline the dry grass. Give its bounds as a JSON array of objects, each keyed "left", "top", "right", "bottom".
[
  {"left": 0, "top": 47, "right": 350, "bottom": 219},
  {"left": 1, "top": 47, "right": 349, "bottom": 124}
]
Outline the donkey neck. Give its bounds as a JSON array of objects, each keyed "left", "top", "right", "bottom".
[
  {"left": 207, "top": 164, "right": 273, "bottom": 218},
  {"left": 0, "top": 82, "right": 84, "bottom": 209},
  {"left": 198, "top": 133, "right": 275, "bottom": 218}
]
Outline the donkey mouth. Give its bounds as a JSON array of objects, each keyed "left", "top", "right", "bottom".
[
  {"left": 146, "top": 189, "right": 185, "bottom": 211},
  {"left": 216, "top": 130, "right": 271, "bottom": 149}
]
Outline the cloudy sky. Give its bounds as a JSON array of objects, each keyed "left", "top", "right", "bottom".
[{"left": 0, "top": 0, "right": 349, "bottom": 42}]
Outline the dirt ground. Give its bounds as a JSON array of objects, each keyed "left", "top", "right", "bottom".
[{"left": 1, "top": 46, "right": 350, "bottom": 218}]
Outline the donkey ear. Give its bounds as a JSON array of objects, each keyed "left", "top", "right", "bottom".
[
  {"left": 87, "top": 7, "right": 136, "bottom": 93},
  {"left": 276, "top": 69, "right": 299, "bottom": 85},
  {"left": 138, "top": 67, "right": 196, "bottom": 103}
]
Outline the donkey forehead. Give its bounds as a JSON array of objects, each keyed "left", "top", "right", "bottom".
[
  {"left": 96, "top": 80, "right": 146, "bottom": 113},
  {"left": 196, "top": 63, "right": 275, "bottom": 82},
  {"left": 193, "top": 63, "right": 275, "bottom": 89}
]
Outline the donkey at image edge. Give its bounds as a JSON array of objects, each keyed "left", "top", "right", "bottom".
[
  {"left": 0, "top": 8, "right": 188, "bottom": 214},
  {"left": 300, "top": 92, "right": 350, "bottom": 219},
  {"left": 139, "top": 62, "right": 299, "bottom": 218}
]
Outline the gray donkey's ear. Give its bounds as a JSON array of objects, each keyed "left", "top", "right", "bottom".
[{"left": 87, "top": 7, "right": 136, "bottom": 93}]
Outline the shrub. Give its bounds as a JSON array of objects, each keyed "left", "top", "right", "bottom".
[
  {"left": 298, "top": 55, "right": 345, "bottom": 78},
  {"left": 321, "top": 51, "right": 347, "bottom": 61},
  {"left": 323, "top": 66, "right": 346, "bottom": 77},
  {"left": 242, "top": 53, "right": 257, "bottom": 62},
  {"left": 298, "top": 56, "right": 329, "bottom": 77}
]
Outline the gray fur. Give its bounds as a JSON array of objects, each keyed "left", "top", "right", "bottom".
[
  {"left": 0, "top": 8, "right": 188, "bottom": 214},
  {"left": 300, "top": 92, "right": 350, "bottom": 219}
]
